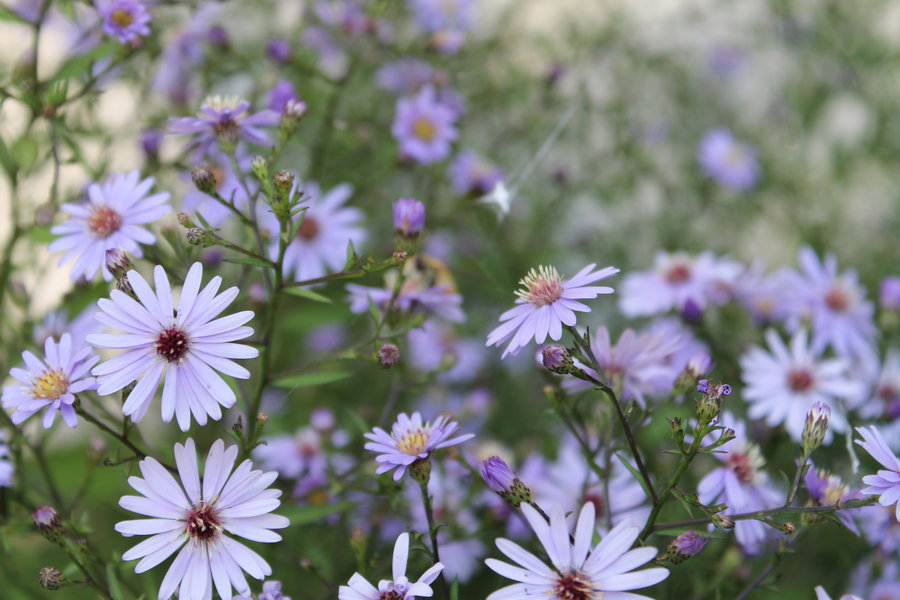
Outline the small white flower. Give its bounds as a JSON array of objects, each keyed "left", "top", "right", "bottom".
[{"left": 339, "top": 532, "right": 444, "bottom": 600}]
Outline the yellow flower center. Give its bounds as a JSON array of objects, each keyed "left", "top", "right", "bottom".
[
  {"left": 413, "top": 117, "right": 437, "bottom": 141},
  {"left": 111, "top": 9, "right": 134, "bottom": 28},
  {"left": 515, "top": 266, "right": 565, "bottom": 307},
  {"left": 31, "top": 368, "right": 69, "bottom": 401},
  {"left": 397, "top": 428, "right": 430, "bottom": 455}
]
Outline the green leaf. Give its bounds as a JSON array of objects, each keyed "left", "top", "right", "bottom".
[
  {"left": 283, "top": 286, "right": 333, "bottom": 304},
  {"left": 279, "top": 501, "right": 355, "bottom": 525},
  {"left": 343, "top": 239, "right": 359, "bottom": 270},
  {"left": 272, "top": 371, "right": 352, "bottom": 388},
  {"left": 0, "top": 135, "right": 16, "bottom": 178},
  {"left": 48, "top": 41, "right": 117, "bottom": 84},
  {"left": 450, "top": 578, "right": 459, "bottom": 600},
  {"left": 223, "top": 255, "right": 274, "bottom": 269},
  {"left": 11, "top": 136, "right": 37, "bottom": 172},
  {"left": 106, "top": 565, "right": 126, "bottom": 600},
  {"left": 26, "top": 226, "right": 55, "bottom": 244}
]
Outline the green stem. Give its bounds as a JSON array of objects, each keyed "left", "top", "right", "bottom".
[
  {"left": 75, "top": 404, "right": 176, "bottom": 473},
  {"left": 419, "top": 480, "right": 449, "bottom": 600}
]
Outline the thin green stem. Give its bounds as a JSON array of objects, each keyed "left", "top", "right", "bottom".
[
  {"left": 419, "top": 480, "right": 449, "bottom": 600},
  {"left": 75, "top": 404, "right": 176, "bottom": 473}
]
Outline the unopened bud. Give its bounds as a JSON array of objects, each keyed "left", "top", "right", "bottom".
[
  {"left": 186, "top": 227, "right": 216, "bottom": 247},
  {"left": 541, "top": 346, "right": 573, "bottom": 374},
  {"left": 377, "top": 343, "right": 400, "bottom": 368},
  {"left": 349, "top": 526, "right": 367, "bottom": 559},
  {"left": 802, "top": 401, "right": 830, "bottom": 455},
  {"left": 696, "top": 379, "right": 731, "bottom": 425},
  {"left": 711, "top": 513, "right": 735, "bottom": 529},
  {"left": 177, "top": 212, "right": 194, "bottom": 228},
  {"left": 250, "top": 155, "right": 268, "bottom": 182},
  {"left": 33, "top": 506, "right": 62, "bottom": 543},
  {"left": 480, "top": 456, "right": 533, "bottom": 507},
  {"left": 39, "top": 567, "right": 68, "bottom": 590},
  {"left": 280, "top": 99, "right": 308, "bottom": 134},
  {"left": 665, "top": 531, "right": 708, "bottom": 563},
  {"left": 191, "top": 166, "right": 217, "bottom": 194},
  {"left": 232, "top": 416, "right": 243, "bottom": 433},
  {"left": 105, "top": 248, "right": 133, "bottom": 280},
  {"left": 409, "top": 458, "right": 431, "bottom": 485},
  {"left": 256, "top": 412, "right": 268, "bottom": 425},
  {"left": 273, "top": 170, "right": 294, "bottom": 198}
]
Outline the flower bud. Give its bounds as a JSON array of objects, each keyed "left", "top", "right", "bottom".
[
  {"left": 33, "top": 505, "right": 62, "bottom": 543},
  {"left": 695, "top": 379, "right": 731, "bottom": 426},
  {"left": 480, "top": 457, "right": 533, "bottom": 507},
  {"left": 177, "top": 212, "right": 194, "bottom": 228},
  {"left": 186, "top": 227, "right": 216, "bottom": 247},
  {"left": 392, "top": 248, "right": 408, "bottom": 264},
  {"left": 273, "top": 170, "right": 294, "bottom": 199},
  {"left": 393, "top": 198, "right": 426, "bottom": 240},
  {"left": 881, "top": 276, "right": 900, "bottom": 312},
  {"left": 711, "top": 513, "right": 734, "bottom": 529},
  {"left": 105, "top": 248, "right": 133, "bottom": 280},
  {"left": 39, "top": 567, "right": 68, "bottom": 590},
  {"left": 280, "top": 99, "right": 308, "bottom": 134},
  {"left": 409, "top": 457, "right": 431, "bottom": 485},
  {"left": 802, "top": 401, "right": 830, "bottom": 455},
  {"left": 256, "top": 412, "right": 268, "bottom": 425},
  {"left": 541, "top": 345, "right": 572, "bottom": 374},
  {"left": 377, "top": 343, "right": 400, "bottom": 368},
  {"left": 250, "top": 155, "right": 268, "bottom": 182},
  {"left": 140, "top": 129, "right": 162, "bottom": 164},
  {"left": 191, "top": 166, "right": 218, "bottom": 195},
  {"left": 665, "top": 531, "right": 708, "bottom": 563}
]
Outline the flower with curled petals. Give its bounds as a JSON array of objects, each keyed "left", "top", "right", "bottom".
[
  {"left": 484, "top": 502, "right": 668, "bottom": 600},
  {"left": 88, "top": 262, "right": 258, "bottom": 431},
  {"left": 115, "top": 439, "right": 289, "bottom": 600}
]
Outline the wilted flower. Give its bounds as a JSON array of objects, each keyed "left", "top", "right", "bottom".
[
  {"left": 363, "top": 412, "right": 474, "bottom": 481},
  {"left": 855, "top": 426, "right": 900, "bottom": 521},
  {"left": 338, "top": 532, "right": 444, "bottom": 600},
  {"left": 486, "top": 264, "right": 619, "bottom": 359},
  {"left": 2, "top": 333, "right": 98, "bottom": 428},
  {"left": 392, "top": 86, "right": 458, "bottom": 164},
  {"left": 378, "top": 343, "right": 400, "bottom": 368},
  {"left": 484, "top": 502, "right": 669, "bottom": 600},
  {"left": 49, "top": 170, "right": 171, "bottom": 281},
  {"left": 99, "top": 0, "right": 151, "bottom": 44},
  {"left": 697, "top": 128, "right": 759, "bottom": 190},
  {"left": 115, "top": 439, "right": 289, "bottom": 600}
]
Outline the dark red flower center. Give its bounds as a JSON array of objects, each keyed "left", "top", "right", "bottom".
[
  {"left": 825, "top": 286, "right": 849, "bottom": 312},
  {"left": 297, "top": 216, "right": 320, "bottom": 241},
  {"left": 88, "top": 206, "right": 123, "bottom": 238},
  {"left": 787, "top": 368, "right": 814, "bottom": 392},
  {"left": 665, "top": 263, "right": 691, "bottom": 284},
  {"left": 379, "top": 592, "right": 403, "bottom": 600},
  {"left": 185, "top": 503, "right": 221, "bottom": 541},
  {"left": 584, "top": 491, "right": 605, "bottom": 517},
  {"left": 155, "top": 327, "right": 190, "bottom": 363},
  {"left": 725, "top": 452, "right": 755, "bottom": 483},
  {"left": 554, "top": 571, "right": 593, "bottom": 600}
]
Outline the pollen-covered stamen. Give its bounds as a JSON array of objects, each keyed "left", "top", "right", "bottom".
[
  {"left": 823, "top": 477, "right": 849, "bottom": 505},
  {"left": 111, "top": 8, "right": 135, "bottom": 27},
  {"left": 787, "top": 368, "right": 814, "bottom": 392},
  {"left": 30, "top": 368, "right": 69, "bottom": 401},
  {"left": 825, "top": 286, "right": 850, "bottom": 312},
  {"left": 554, "top": 570, "right": 595, "bottom": 600},
  {"left": 413, "top": 117, "right": 437, "bottom": 141},
  {"left": 297, "top": 215, "right": 320, "bottom": 241},
  {"left": 155, "top": 328, "right": 190, "bottom": 363},
  {"left": 515, "top": 266, "right": 565, "bottom": 307},
  {"left": 396, "top": 427, "right": 431, "bottom": 456},
  {"left": 185, "top": 503, "right": 222, "bottom": 542},
  {"left": 88, "top": 206, "right": 123, "bottom": 238},
  {"left": 664, "top": 262, "right": 692, "bottom": 284}
]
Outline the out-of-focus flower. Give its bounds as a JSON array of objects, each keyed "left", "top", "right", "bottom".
[
  {"left": 697, "top": 414, "right": 783, "bottom": 554},
  {"left": 486, "top": 264, "right": 619, "bottom": 359},
  {"left": 254, "top": 423, "right": 350, "bottom": 497},
  {"left": 406, "top": 320, "right": 485, "bottom": 382},
  {"left": 237, "top": 580, "right": 291, "bottom": 600},
  {"left": 814, "top": 586, "right": 863, "bottom": 600},
  {"left": 484, "top": 502, "right": 669, "bottom": 600},
  {"left": 409, "top": 0, "right": 473, "bottom": 32},
  {"left": 697, "top": 128, "right": 759, "bottom": 191},
  {"left": 152, "top": 4, "right": 219, "bottom": 106},
  {"left": 169, "top": 96, "right": 279, "bottom": 156},
  {"left": 619, "top": 251, "right": 742, "bottom": 318},
  {"left": 861, "top": 349, "right": 900, "bottom": 420},
  {"left": 338, "top": 532, "right": 443, "bottom": 600},
  {"left": 115, "top": 439, "right": 289, "bottom": 600},
  {"left": 378, "top": 344, "right": 401, "bottom": 368},
  {"left": 98, "top": 0, "right": 151, "bottom": 44},
  {"left": 786, "top": 247, "right": 877, "bottom": 361},
  {"left": 348, "top": 255, "right": 465, "bottom": 323},
  {"left": 363, "top": 412, "right": 474, "bottom": 481},
  {"left": 88, "top": 263, "right": 258, "bottom": 431},
  {"left": 49, "top": 170, "right": 171, "bottom": 281},
  {"left": 140, "top": 128, "right": 162, "bottom": 163},
  {"left": 34, "top": 306, "right": 101, "bottom": 348},
  {"left": 393, "top": 198, "right": 426, "bottom": 239},
  {"left": 376, "top": 59, "right": 435, "bottom": 95},
  {"left": 0, "top": 432, "right": 13, "bottom": 487},
  {"left": 268, "top": 79, "right": 299, "bottom": 113},
  {"left": 804, "top": 465, "right": 860, "bottom": 533},
  {"left": 881, "top": 276, "right": 900, "bottom": 312},
  {"left": 855, "top": 426, "right": 900, "bottom": 521},
  {"left": 2, "top": 334, "right": 98, "bottom": 428},
  {"left": 391, "top": 86, "right": 458, "bottom": 164},
  {"left": 732, "top": 262, "right": 794, "bottom": 324},
  {"left": 448, "top": 151, "right": 505, "bottom": 196},
  {"left": 266, "top": 38, "right": 293, "bottom": 64},
  {"left": 741, "top": 329, "right": 862, "bottom": 444}
]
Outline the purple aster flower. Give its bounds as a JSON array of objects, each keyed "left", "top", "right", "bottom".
[
  {"left": 481, "top": 457, "right": 517, "bottom": 494},
  {"left": 881, "top": 276, "right": 900, "bottom": 312},
  {"left": 152, "top": 4, "right": 219, "bottom": 106},
  {"left": 266, "top": 38, "right": 293, "bottom": 64},
  {"left": 363, "top": 412, "right": 474, "bottom": 481},
  {"left": 391, "top": 86, "right": 458, "bottom": 164},
  {"left": 406, "top": 320, "right": 485, "bottom": 382},
  {"left": 448, "top": 150, "right": 505, "bottom": 196},
  {"left": 408, "top": 0, "right": 474, "bottom": 32},
  {"left": 486, "top": 263, "right": 619, "bottom": 359},
  {"left": 697, "top": 128, "right": 760, "bottom": 191},
  {"left": 563, "top": 325, "right": 684, "bottom": 406},
  {"left": 115, "top": 439, "right": 289, "bottom": 600},
  {"left": 168, "top": 96, "right": 280, "bottom": 156},
  {"left": 740, "top": 329, "right": 863, "bottom": 444},
  {"left": 347, "top": 255, "right": 465, "bottom": 323},
  {"left": 732, "top": 262, "right": 794, "bottom": 324},
  {"left": 804, "top": 464, "right": 860, "bottom": 533},
  {"left": 393, "top": 198, "right": 426, "bottom": 239},
  {"left": 98, "top": 0, "right": 151, "bottom": 44},
  {"left": 1, "top": 334, "right": 98, "bottom": 428},
  {"left": 786, "top": 247, "right": 878, "bottom": 361},
  {"left": 48, "top": 170, "right": 171, "bottom": 281},
  {"left": 485, "top": 502, "right": 669, "bottom": 600},
  {"left": 266, "top": 180, "right": 366, "bottom": 283},
  {"left": 376, "top": 59, "right": 436, "bottom": 95},
  {"left": 697, "top": 414, "right": 783, "bottom": 554},
  {"left": 34, "top": 305, "right": 101, "bottom": 348},
  {"left": 140, "top": 128, "right": 162, "bottom": 163},
  {"left": 268, "top": 79, "right": 299, "bottom": 113},
  {"left": 861, "top": 349, "right": 900, "bottom": 420},
  {"left": 619, "top": 251, "right": 742, "bottom": 318},
  {"left": 88, "top": 262, "right": 259, "bottom": 431},
  {"left": 339, "top": 532, "right": 444, "bottom": 600},
  {"left": 667, "top": 531, "right": 708, "bottom": 562},
  {"left": 254, "top": 424, "right": 352, "bottom": 498},
  {"left": 815, "top": 587, "right": 862, "bottom": 600},
  {"left": 855, "top": 426, "right": 900, "bottom": 521}
]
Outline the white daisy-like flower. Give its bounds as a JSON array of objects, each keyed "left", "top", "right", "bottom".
[
  {"left": 48, "top": 170, "right": 171, "bottom": 281},
  {"left": 338, "top": 532, "right": 444, "bottom": 600},
  {"left": 484, "top": 502, "right": 668, "bottom": 600},
  {"left": 88, "top": 262, "right": 258, "bottom": 431},
  {"left": 115, "top": 438, "right": 289, "bottom": 600}
]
